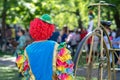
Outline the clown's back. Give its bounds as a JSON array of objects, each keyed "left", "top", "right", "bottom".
[
  {"left": 16, "top": 14, "right": 74, "bottom": 80},
  {"left": 26, "top": 40, "right": 57, "bottom": 80},
  {"left": 16, "top": 40, "right": 74, "bottom": 80}
]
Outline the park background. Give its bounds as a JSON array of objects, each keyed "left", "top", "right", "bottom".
[{"left": 0, "top": 0, "right": 120, "bottom": 80}]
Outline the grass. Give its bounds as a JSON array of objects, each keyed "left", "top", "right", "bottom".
[
  {"left": 0, "top": 66, "right": 21, "bottom": 80},
  {"left": 0, "top": 50, "right": 88, "bottom": 80},
  {"left": 76, "top": 76, "right": 85, "bottom": 80},
  {"left": 0, "top": 50, "right": 20, "bottom": 80},
  {"left": 0, "top": 50, "right": 99, "bottom": 80},
  {"left": 76, "top": 76, "right": 98, "bottom": 80},
  {"left": 0, "top": 50, "right": 13, "bottom": 57},
  {"left": 0, "top": 66, "right": 89, "bottom": 80}
]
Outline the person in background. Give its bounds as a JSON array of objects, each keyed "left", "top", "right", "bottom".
[
  {"left": 11, "top": 27, "right": 16, "bottom": 40},
  {"left": 60, "top": 26, "right": 69, "bottom": 42},
  {"left": 15, "top": 26, "right": 21, "bottom": 41},
  {"left": 102, "top": 21, "right": 112, "bottom": 49},
  {"left": 25, "top": 28, "right": 32, "bottom": 45},
  {"left": 93, "top": 35, "right": 99, "bottom": 55},
  {"left": 7, "top": 27, "right": 16, "bottom": 52},
  {"left": 66, "top": 29, "right": 80, "bottom": 56},
  {"left": 112, "top": 29, "right": 120, "bottom": 68},
  {"left": 14, "top": 24, "right": 19, "bottom": 41},
  {"left": 86, "top": 11, "right": 94, "bottom": 55},
  {"left": 101, "top": 21, "right": 113, "bottom": 65},
  {"left": 49, "top": 26, "right": 60, "bottom": 42},
  {"left": 6, "top": 24, "right": 12, "bottom": 40},
  {"left": 1, "top": 24, "right": 12, "bottom": 52},
  {"left": 15, "top": 29, "right": 27, "bottom": 56},
  {"left": 112, "top": 29, "right": 116, "bottom": 40},
  {"left": 87, "top": 11, "right": 94, "bottom": 33},
  {"left": 76, "top": 29, "right": 81, "bottom": 43},
  {"left": 80, "top": 28, "right": 88, "bottom": 52},
  {"left": 11, "top": 29, "right": 27, "bottom": 77},
  {"left": 80, "top": 28, "right": 87, "bottom": 41},
  {"left": 6, "top": 25, "right": 12, "bottom": 41}
]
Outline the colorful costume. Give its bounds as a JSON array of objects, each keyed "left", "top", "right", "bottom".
[{"left": 16, "top": 14, "right": 74, "bottom": 80}]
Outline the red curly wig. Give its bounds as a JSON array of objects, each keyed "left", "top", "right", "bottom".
[{"left": 29, "top": 18, "right": 54, "bottom": 41}]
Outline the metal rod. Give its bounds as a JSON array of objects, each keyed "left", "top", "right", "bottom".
[
  {"left": 98, "top": 3, "right": 101, "bottom": 28},
  {"left": 90, "top": 3, "right": 113, "bottom": 6},
  {"left": 100, "top": 31, "right": 104, "bottom": 80},
  {"left": 103, "top": 38, "right": 111, "bottom": 80},
  {"left": 87, "top": 35, "right": 94, "bottom": 80},
  {"left": 109, "top": 49, "right": 120, "bottom": 51}
]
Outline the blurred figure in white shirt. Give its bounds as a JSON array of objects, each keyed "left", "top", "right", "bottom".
[
  {"left": 66, "top": 29, "right": 80, "bottom": 56},
  {"left": 87, "top": 10, "right": 94, "bottom": 33}
]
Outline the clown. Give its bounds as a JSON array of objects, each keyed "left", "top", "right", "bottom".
[{"left": 16, "top": 14, "right": 74, "bottom": 80}]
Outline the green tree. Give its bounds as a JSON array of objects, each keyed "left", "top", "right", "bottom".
[
  {"left": 110, "top": 0, "right": 120, "bottom": 28},
  {"left": 1, "top": 0, "right": 120, "bottom": 33}
]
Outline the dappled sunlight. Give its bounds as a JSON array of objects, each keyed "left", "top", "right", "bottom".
[
  {"left": 0, "top": 56, "right": 16, "bottom": 67},
  {"left": 0, "top": 66, "right": 20, "bottom": 80},
  {"left": 0, "top": 54, "right": 20, "bottom": 80}
]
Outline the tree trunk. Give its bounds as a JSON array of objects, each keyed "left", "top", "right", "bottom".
[
  {"left": 1, "top": 0, "right": 7, "bottom": 43},
  {"left": 107, "top": 10, "right": 110, "bottom": 20},
  {"left": 113, "top": 9, "right": 120, "bottom": 29},
  {"left": 76, "top": 9, "right": 83, "bottom": 29},
  {"left": 1, "top": 0, "right": 8, "bottom": 51}
]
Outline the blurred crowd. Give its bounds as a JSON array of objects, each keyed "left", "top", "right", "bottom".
[
  {"left": 49, "top": 25, "right": 119, "bottom": 57},
  {"left": 0, "top": 23, "right": 120, "bottom": 61},
  {"left": 0, "top": 24, "right": 31, "bottom": 53}
]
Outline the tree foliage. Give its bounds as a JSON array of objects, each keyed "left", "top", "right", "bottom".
[{"left": 0, "top": 0, "right": 120, "bottom": 29}]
